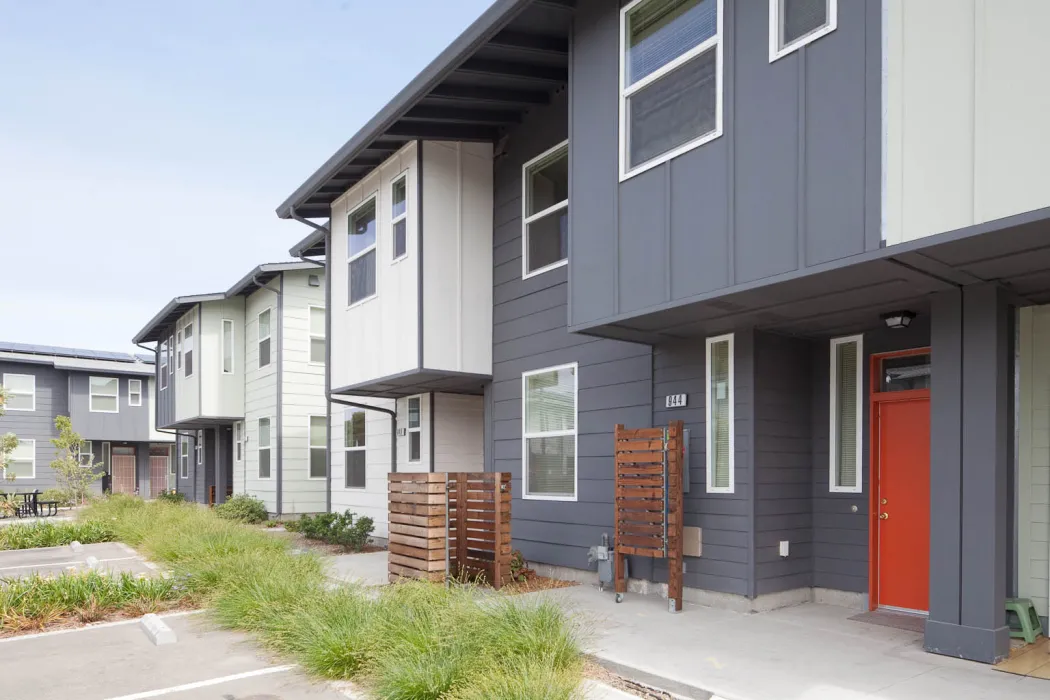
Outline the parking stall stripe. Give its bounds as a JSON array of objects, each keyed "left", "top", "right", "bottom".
[{"left": 102, "top": 665, "right": 297, "bottom": 700}]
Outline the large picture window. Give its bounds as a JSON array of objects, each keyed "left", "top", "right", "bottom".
[
  {"left": 345, "top": 409, "right": 366, "bottom": 489},
  {"left": 258, "top": 418, "right": 271, "bottom": 479},
  {"left": 829, "top": 335, "right": 862, "bottom": 493},
  {"left": 769, "top": 0, "right": 837, "bottom": 62},
  {"left": 620, "top": 0, "right": 723, "bottom": 179},
  {"left": 2, "top": 374, "right": 35, "bottom": 411},
  {"left": 522, "top": 364, "right": 577, "bottom": 500},
  {"left": 5, "top": 439, "right": 35, "bottom": 479},
  {"left": 309, "top": 415, "right": 327, "bottom": 479},
  {"left": 705, "top": 334, "right": 734, "bottom": 493},
  {"left": 522, "top": 141, "right": 569, "bottom": 278},
  {"left": 348, "top": 196, "right": 378, "bottom": 305},
  {"left": 89, "top": 376, "right": 119, "bottom": 413}
]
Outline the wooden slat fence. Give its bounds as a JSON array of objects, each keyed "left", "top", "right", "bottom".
[{"left": 388, "top": 473, "right": 447, "bottom": 583}]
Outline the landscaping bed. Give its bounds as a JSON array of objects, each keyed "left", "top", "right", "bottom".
[{"left": 0, "top": 520, "right": 113, "bottom": 550}]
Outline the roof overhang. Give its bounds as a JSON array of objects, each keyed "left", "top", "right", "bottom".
[
  {"left": 132, "top": 293, "right": 225, "bottom": 344},
  {"left": 225, "top": 262, "right": 321, "bottom": 297},
  {"left": 160, "top": 416, "right": 244, "bottom": 432},
  {"left": 573, "top": 207, "right": 1050, "bottom": 343},
  {"left": 277, "top": 0, "right": 573, "bottom": 220},
  {"left": 0, "top": 351, "right": 153, "bottom": 375},
  {"left": 289, "top": 227, "right": 328, "bottom": 259},
  {"left": 332, "top": 369, "right": 492, "bottom": 400}
]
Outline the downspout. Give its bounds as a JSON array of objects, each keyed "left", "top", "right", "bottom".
[
  {"left": 330, "top": 395, "right": 398, "bottom": 475},
  {"left": 251, "top": 273, "right": 284, "bottom": 515}
]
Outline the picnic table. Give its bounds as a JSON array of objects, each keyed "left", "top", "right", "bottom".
[{"left": 3, "top": 491, "right": 60, "bottom": 519}]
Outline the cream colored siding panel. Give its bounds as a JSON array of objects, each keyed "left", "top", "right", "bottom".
[
  {"left": 244, "top": 282, "right": 279, "bottom": 513},
  {"left": 432, "top": 393, "right": 483, "bottom": 473},
  {"left": 173, "top": 307, "right": 200, "bottom": 422},
  {"left": 330, "top": 397, "right": 394, "bottom": 538},
  {"left": 1019, "top": 305, "right": 1050, "bottom": 619}
]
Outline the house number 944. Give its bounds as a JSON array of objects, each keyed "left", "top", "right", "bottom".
[{"left": 665, "top": 394, "right": 687, "bottom": 408}]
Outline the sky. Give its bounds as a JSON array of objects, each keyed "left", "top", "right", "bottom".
[{"left": 0, "top": 0, "right": 492, "bottom": 354}]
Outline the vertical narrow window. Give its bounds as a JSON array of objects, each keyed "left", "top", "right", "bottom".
[
  {"left": 258, "top": 418, "right": 271, "bottom": 478},
  {"left": 258, "top": 309, "right": 272, "bottom": 368},
  {"left": 407, "top": 396, "right": 422, "bottom": 463},
  {"left": 2, "top": 374, "right": 35, "bottom": 411},
  {"left": 234, "top": 422, "right": 243, "bottom": 463},
  {"left": 705, "top": 334, "right": 734, "bottom": 493},
  {"left": 522, "top": 141, "right": 569, "bottom": 278},
  {"left": 391, "top": 176, "right": 408, "bottom": 261},
  {"left": 183, "top": 323, "right": 194, "bottom": 377},
  {"left": 769, "top": 0, "right": 836, "bottom": 62},
  {"left": 830, "top": 335, "right": 863, "bottom": 493},
  {"left": 176, "top": 330, "right": 183, "bottom": 370},
  {"left": 102, "top": 442, "right": 111, "bottom": 475},
  {"left": 522, "top": 364, "right": 578, "bottom": 500},
  {"left": 620, "top": 0, "right": 723, "bottom": 178},
  {"left": 79, "top": 440, "right": 94, "bottom": 467},
  {"left": 344, "top": 410, "right": 366, "bottom": 488},
  {"left": 222, "top": 319, "right": 235, "bottom": 374},
  {"left": 348, "top": 196, "right": 378, "bottom": 305},
  {"left": 89, "top": 376, "right": 119, "bottom": 413},
  {"left": 309, "top": 306, "right": 326, "bottom": 364},
  {"left": 195, "top": 430, "right": 204, "bottom": 466},
  {"left": 159, "top": 341, "right": 168, "bottom": 390},
  {"left": 168, "top": 335, "right": 174, "bottom": 375},
  {"left": 128, "top": 379, "right": 142, "bottom": 407},
  {"left": 179, "top": 437, "right": 189, "bottom": 479},
  {"left": 5, "top": 439, "right": 35, "bottom": 479},
  {"left": 309, "top": 415, "right": 327, "bottom": 479}
]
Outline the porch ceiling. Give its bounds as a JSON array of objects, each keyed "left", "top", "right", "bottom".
[
  {"left": 586, "top": 208, "right": 1050, "bottom": 343},
  {"left": 333, "top": 369, "right": 491, "bottom": 400}
]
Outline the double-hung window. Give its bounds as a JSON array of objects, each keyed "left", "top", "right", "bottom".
[
  {"left": 258, "top": 309, "right": 272, "bottom": 368},
  {"left": 522, "top": 142, "right": 569, "bottom": 278},
  {"left": 79, "top": 440, "right": 94, "bottom": 467},
  {"left": 5, "top": 439, "right": 35, "bottom": 479},
  {"left": 128, "top": 379, "right": 142, "bottom": 407},
  {"left": 258, "top": 418, "right": 271, "bottom": 478},
  {"left": 168, "top": 335, "right": 174, "bottom": 376},
  {"left": 620, "top": 0, "right": 723, "bottom": 179},
  {"left": 348, "top": 196, "right": 378, "bottom": 305},
  {"left": 183, "top": 323, "right": 194, "bottom": 377},
  {"left": 234, "top": 422, "right": 243, "bottom": 464},
  {"left": 159, "top": 341, "right": 168, "bottom": 390},
  {"left": 705, "top": 334, "right": 734, "bottom": 493},
  {"left": 309, "top": 415, "right": 327, "bottom": 479},
  {"left": 769, "top": 0, "right": 837, "bottom": 62},
  {"left": 89, "top": 376, "right": 119, "bottom": 413},
  {"left": 345, "top": 410, "right": 366, "bottom": 489},
  {"left": 407, "top": 397, "right": 422, "bottom": 463},
  {"left": 222, "top": 319, "right": 235, "bottom": 374},
  {"left": 176, "top": 330, "right": 183, "bottom": 371},
  {"left": 179, "top": 437, "right": 190, "bottom": 479},
  {"left": 2, "top": 374, "right": 35, "bottom": 411},
  {"left": 829, "top": 335, "right": 862, "bottom": 492},
  {"left": 309, "top": 307, "right": 325, "bottom": 364},
  {"left": 391, "top": 176, "right": 408, "bottom": 261},
  {"left": 522, "top": 364, "right": 578, "bottom": 500}
]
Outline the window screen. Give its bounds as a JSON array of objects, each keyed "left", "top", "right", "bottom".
[{"left": 782, "top": 0, "right": 828, "bottom": 46}]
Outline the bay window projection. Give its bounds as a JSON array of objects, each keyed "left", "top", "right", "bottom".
[{"left": 522, "top": 364, "right": 578, "bottom": 500}]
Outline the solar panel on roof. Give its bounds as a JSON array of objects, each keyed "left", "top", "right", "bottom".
[{"left": 0, "top": 341, "right": 141, "bottom": 363}]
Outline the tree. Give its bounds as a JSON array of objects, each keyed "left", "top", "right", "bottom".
[
  {"left": 49, "top": 416, "right": 104, "bottom": 505},
  {"left": 0, "top": 386, "right": 19, "bottom": 479}
]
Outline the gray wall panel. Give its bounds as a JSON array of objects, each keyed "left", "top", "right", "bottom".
[
  {"left": 0, "top": 360, "right": 66, "bottom": 490},
  {"left": 68, "top": 373, "right": 151, "bottom": 442},
  {"left": 156, "top": 324, "right": 177, "bottom": 429}
]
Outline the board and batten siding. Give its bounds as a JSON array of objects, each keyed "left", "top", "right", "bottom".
[
  {"left": 433, "top": 393, "right": 483, "bottom": 473},
  {"left": 489, "top": 89, "right": 654, "bottom": 572},
  {"left": 68, "top": 373, "right": 151, "bottom": 442},
  {"left": 885, "top": 0, "right": 1050, "bottom": 246},
  {"left": 0, "top": 361, "right": 67, "bottom": 489},
  {"left": 330, "top": 397, "right": 395, "bottom": 538},
  {"left": 280, "top": 270, "right": 327, "bottom": 514},
  {"left": 244, "top": 280, "right": 279, "bottom": 512},
  {"left": 199, "top": 298, "right": 245, "bottom": 419},
  {"left": 1019, "top": 305, "right": 1050, "bottom": 622}
]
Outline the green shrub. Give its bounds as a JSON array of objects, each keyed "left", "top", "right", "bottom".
[
  {"left": 156, "top": 491, "right": 186, "bottom": 504},
  {"left": 214, "top": 494, "right": 268, "bottom": 524},
  {"left": 294, "top": 510, "right": 374, "bottom": 551},
  {"left": 39, "top": 488, "right": 74, "bottom": 508},
  {"left": 0, "top": 520, "right": 114, "bottom": 550}
]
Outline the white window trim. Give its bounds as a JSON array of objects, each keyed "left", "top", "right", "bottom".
[
  {"left": 406, "top": 396, "right": 423, "bottom": 463},
  {"left": 619, "top": 0, "right": 724, "bottom": 181},
  {"left": 183, "top": 323, "right": 194, "bottom": 378},
  {"left": 222, "top": 319, "right": 235, "bottom": 375},
  {"left": 79, "top": 440, "right": 94, "bottom": 467},
  {"left": 258, "top": 309, "right": 272, "bottom": 368},
  {"left": 5, "top": 438, "right": 35, "bottom": 479},
  {"left": 705, "top": 334, "right": 735, "bottom": 494},
  {"left": 521, "top": 362, "right": 579, "bottom": 502},
  {"left": 159, "top": 342, "right": 168, "bottom": 391},
  {"left": 521, "top": 140, "right": 570, "bottom": 280},
  {"left": 2, "top": 373, "right": 35, "bottom": 412},
  {"left": 769, "top": 0, "right": 838, "bottom": 63},
  {"left": 168, "top": 334, "right": 175, "bottom": 375},
  {"left": 390, "top": 173, "right": 409, "bottom": 264},
  {"left": 128, "top": 379, "right": 142, "bottom": 407},
  {"left": 344, "top": 410, "right": 368, "bottom": 490},
  {"left": 89, "top": 376, "right": 120, "bottom": 414},
  {"left": 308, "top": 306, "right": 326, "bottom": 366},
  {"left": 829, "top": 334, "right": 864, "bottom": 494},
  {"left": 307, "top": 414, "right": 328, "bottom": 481},
  {"left": 179, "top": 438, "right": 190, "bottom": 479},
  {"left": 176, "top": 330, "right": 183, "bottom": 371},
  {"left": 195, "top": 430, "right": 204, "bottom": 466},
  {"left": 258, "top": 417, "right": 273, "bottom": 480},
  {"left": 234, "top": 421, "right": 244, "bottom": 464},
  {"left": 347, "top": 193, "right": 380, "bottom": 309}
]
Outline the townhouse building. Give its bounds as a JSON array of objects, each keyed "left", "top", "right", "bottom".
[
  {"left": 132, "top": 262, "right": 326, "bottom": 514},
  {"left": 0, "top": 342, "right": 173, "bottom": 495},
  {"left": 281, "top": 0, "right": 1050, "bottom": 664}
]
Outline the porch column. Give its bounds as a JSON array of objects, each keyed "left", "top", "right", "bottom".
[{"left": 926, "top": 284, "right": 1011, "bottom": 663}]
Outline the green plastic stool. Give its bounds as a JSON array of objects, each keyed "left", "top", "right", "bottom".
[{"left": 1005, "top": 598, "right": 1043, "bottom": 645}]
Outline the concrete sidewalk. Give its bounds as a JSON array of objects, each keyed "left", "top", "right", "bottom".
[
  {"left": 0, "top": 542, "right": 155, "bottom": 578},
  {"left": 533, "top": 584, "right": 1049, "bottom": 700},
  {"left": 326, "top": 550, "right": 389, "bottom": 587}
]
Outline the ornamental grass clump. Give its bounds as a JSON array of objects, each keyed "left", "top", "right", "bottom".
[{"left": 0, "top": 520, "right": 114, "bottom": 551}]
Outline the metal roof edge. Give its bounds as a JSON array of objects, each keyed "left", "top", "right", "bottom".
[
  {"left": 289, "top": 228, "right": 327, "bottom": 258},
  {"left": 224, "top": 261, "right": 319, "bottom": 298},
  {"left": 131, "top": 293, "right": 226, "bottom": 344}
]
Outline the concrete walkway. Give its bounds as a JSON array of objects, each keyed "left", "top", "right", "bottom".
[{"left": 326, "top": 550, "right": 389, "bottom": 587}]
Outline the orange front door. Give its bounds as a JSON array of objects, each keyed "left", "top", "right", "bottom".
[
  {"left": 876, "top": 397, "right": 931, "bottom": 612},
  {"left": 112, "top": 450, "right": 136, "bottom": 495}
]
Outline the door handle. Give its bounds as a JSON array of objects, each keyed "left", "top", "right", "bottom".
[{"left": 879, "top": 513, "right": 889, "bottom": 520}]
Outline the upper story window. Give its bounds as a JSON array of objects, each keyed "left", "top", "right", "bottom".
[
  {"left": 769, "top": 0, "right": 837, "bottom": 62},
  {"left": 159, "top": 340, "right": 168, "bottom": 390},
  {"left": 183, "top": 323, "right": 194, "bottom": 377},
  {"left": 89, "top": 376, "right": 119, "bottom": 414},
  {"left": 2, "top": 373, "right": 35, "bottom": 411},
  {"left": 344, "top": 409, "right": 366, "bottom": 489},
  {"left": 829, "top": 335, "right": 862, "bottom": 493},
  {"left": 176, "top": 330, "right": 183, "bottom": 371},
  {"left": 348, "top": 196, "right": 378, "bottom": 306},
  {"left": 258, "top": 309, "right": 272, "bottom": 368},
  {"left": 523, "top": 363, "right": 578, "bottom": 501},
  {"left": 620, "top": 0, "right": 722, "bottom": 179},
  {"left": 222, "top": 319, "right": 235, "bottom": 374},
  {"left": 128, "top": 379, "right": 142, "bottom": 407},
  {"left": 705, "top": 334, "right": 734, "bottom": 493},
  {"left": 168, "top": 335, "right": 174, "bottom": 376},
  {"left": 407, "top": 396, "right": 422, "bottom": 463},
  {"left": 6, "top": 439, "right": 35, "bottom": 479},
  {"left": 309, "top": 306, "right": 325, "bottom": 364},
  {"left": 391, "top": 176, "right": 408, "bottom": 261},
  {"left": 522, "top": 141, "right": 569, "bottom": 278}
]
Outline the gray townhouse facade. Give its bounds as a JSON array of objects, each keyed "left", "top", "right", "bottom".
[
  {"left": 132, "top": 262, "right": 327, "bottom": 515},
  {"left": 280, "top": 0, "right": 1050, "bottom": 664},
  {"left": 0, "top": 342, "right": 174, "bottom": 496}
]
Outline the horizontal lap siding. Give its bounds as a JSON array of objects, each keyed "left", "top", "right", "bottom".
[
  {"left": 1020, "top": 306, "right": 1050, "bottom": 619},
  {"left": 245, "top": 282, "right": 279, "bottom": 513},
  {"left": 0, "top": 361, "right": 66, "bottom": 490},
  {"left": 331, "top": 397, "right": 394, "bottom": 538},
  {"left": 490, "top": 89, "right": 654, "bottom": 573}
]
